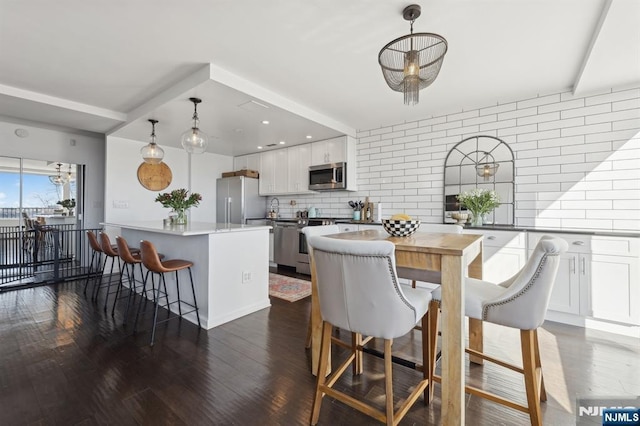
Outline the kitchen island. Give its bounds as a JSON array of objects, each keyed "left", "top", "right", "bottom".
[{"left": 102, "top": 221, "right": 271, "bottom": 329}]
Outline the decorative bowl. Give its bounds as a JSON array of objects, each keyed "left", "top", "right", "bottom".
[
  {"left": 381, "top": 219, "right": 421, "bottom": 237},
  {"left": 451, "top": 212, "right": 469, "bottom": 224}
]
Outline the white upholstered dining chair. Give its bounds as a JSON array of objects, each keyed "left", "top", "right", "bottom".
[
  {"left": 308, "top": 235, "right": 433, "bottom": 425},
  {"left": 427, "top": 235, "right": 568, "bottom": 426}
]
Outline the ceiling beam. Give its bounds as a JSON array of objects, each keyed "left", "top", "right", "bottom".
[
  {"left": 572, "top": 0, "right": 613, "bottom": 95},
  {"left": 0, "top": 83, "right": 126, "bottom": 122}
]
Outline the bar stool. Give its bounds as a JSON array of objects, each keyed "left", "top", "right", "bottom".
[
  {"left": 98, "top": 232, "right": 126, "bottom": 311},
  {"left": 83, "top": 230, "right": 105, "bottom": 298},
  {"left": 115, "top": 235, "right": 164, "bottom": 323},
  {"left": 135, "top": 240, "right": 201, "bottom": 346}
]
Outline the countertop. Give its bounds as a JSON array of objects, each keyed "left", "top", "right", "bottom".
[
  {"left": 102, "top": 221, "right": 271, "bottom": 236},
  {"left": 336, "top": 221, "right": 640, "bottom": 238}
]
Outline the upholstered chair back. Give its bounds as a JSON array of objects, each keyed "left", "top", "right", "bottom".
[
  {"left": 484, "top": 236, "right": 568, "bottom": 330},
  {"left": 308, "top": 236, "right": 423, "bottom": 339}
]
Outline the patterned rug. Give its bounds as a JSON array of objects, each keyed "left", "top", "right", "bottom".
[{"left": 269, "top": 273, "right": 311, "bottom": 302}]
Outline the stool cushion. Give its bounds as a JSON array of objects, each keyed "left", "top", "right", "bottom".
[
  {"left": 158, "top": 259, "right": 193, "bottom": 273},
  {"left": 431, "top": 278, "right": 505, "bottom": 320}
]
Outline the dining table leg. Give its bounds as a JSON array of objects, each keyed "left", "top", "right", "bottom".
[
  {"left": 441, "top": 253, "right": 465, "bottom": 426},
  {"left": 468, "top": 247, "right": 484, "bottom": 365}
]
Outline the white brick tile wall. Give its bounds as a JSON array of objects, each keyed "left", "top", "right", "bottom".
[{"left": 278, "top": 86, "right": 640, "bottom": 232}]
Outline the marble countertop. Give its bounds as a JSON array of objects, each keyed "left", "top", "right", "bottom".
[{"left": 102, "top": 221, "right": 272, "bottom": 236}]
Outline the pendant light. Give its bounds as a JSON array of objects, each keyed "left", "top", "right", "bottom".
[
  {"left": 181, "top": 97, "right": 209, "bottom": 154},
  {"left": 475, "top": 152, "right": 500, "bottom": 181},
  {"left": 140, "top": 119, "right": 164, "bottom": 164},
  {"left": 378, "top": 4, "right": 448, "bottom": 105},
  {"left": 66, "top": 164, "right": 76, "bottom": 182},
  {"left": 49, "top": 163, "right": 68, "bottom": 186}
]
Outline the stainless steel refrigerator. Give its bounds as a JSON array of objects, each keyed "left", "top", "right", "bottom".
[{"left": 216, "top": 176, "right": 266, "bottom": 224}]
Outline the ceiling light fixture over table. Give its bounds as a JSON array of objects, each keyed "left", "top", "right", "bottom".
[
  {"left": 49, "top": 163, "right": 68, "bottom": 186},
  {"left": 378, "top": 4, "right": 448, "bottom": 106},
  {"left": 181, "top": 97, "right": 209, "bottom": 154},
  {"left": 140, "top": 119, "right": 164, "bottom": 164}
]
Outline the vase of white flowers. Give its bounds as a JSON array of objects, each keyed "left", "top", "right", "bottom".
[{"left": 457, "top": 189, "right": 500, "bottom": 227}]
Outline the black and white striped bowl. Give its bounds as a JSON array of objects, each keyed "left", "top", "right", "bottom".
[{"left": 381, "top": 219, "right": 421, "bottom": 237}]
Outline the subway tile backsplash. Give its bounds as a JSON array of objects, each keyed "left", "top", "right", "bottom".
[{"left": 269, "top": 86, "right": 640, "bottom": 232}]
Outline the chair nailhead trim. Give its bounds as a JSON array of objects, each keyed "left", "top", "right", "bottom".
[{"left": 482, "top": 253, "right": 558, "bottom": 320}]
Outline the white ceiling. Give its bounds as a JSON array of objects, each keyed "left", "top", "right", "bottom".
[{"left": 1, "top": 0, "right": 638, "bottom": 156}]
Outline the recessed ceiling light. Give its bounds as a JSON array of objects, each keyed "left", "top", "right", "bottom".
[
  {"left": 261, "top": 120, "right": 270, "bottom": 125},
  {"left": 306, "top": 135, "right": 313, "bottom": 139},
  {"left": 257, "top": 146, "right": 263, "bottom": 149},
  {"left": 279, "top": 141, "right": 285, "bottom": 145}
]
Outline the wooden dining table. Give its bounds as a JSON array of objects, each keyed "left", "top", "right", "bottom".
[{"left": 309, "top": 229, "right": 484, "bottom": 426}]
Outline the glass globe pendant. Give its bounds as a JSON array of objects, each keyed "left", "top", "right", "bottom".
[
  {"left": 181, "top": 97, "right": 209, "bottom": 154},
  {"left": 140, "top": 119, "right": 164, "bottom": 164}
]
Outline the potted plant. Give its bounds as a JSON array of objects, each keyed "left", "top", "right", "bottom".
[
  {"left": 457, "top": 189, "right": 500, "bottom": 226},
  {"left": 155, "top": 189, "right": 202, "bottom": 224},
  {"left": 57, "top": 198, "right": 76, "bottom": 216}
]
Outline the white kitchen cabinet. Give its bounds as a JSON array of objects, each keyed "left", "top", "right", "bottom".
[
  {"left": 233, "top": 153, "right": 261, "bottom": 172},
  {"left": 259, "top": 149, "right": 288, "bottom": 195},
  {"left": 311, "top": 136, "right": 346, "bottom": 165},
  {"left": 529, "top": 232, "right": 640, "bottom": 326},
  {"left": 287, "top": 144, "right": 313, "bottom": 194},
  {"left": 463, "top": 229, "right": 527, "bottom": 284},
  {"left": 269, "top": 232, "right": 274, "bottom": 263}
]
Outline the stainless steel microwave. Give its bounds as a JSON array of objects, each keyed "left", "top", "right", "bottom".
[{"left": 309, "top": 162, "right": 346, "bottom": 191}]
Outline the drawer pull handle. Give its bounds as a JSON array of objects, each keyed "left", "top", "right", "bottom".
[
  {"left": 572, "top": 241, "right": 585, "bottom": 246},
  {"left": 487, "top": 236, "right": 497, "bottom": 240}
]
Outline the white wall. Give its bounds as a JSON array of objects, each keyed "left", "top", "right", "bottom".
[
  {"left": 266, "top": 86, "right": 640, "bottom": 232},
  {"left": 105, "top": 136, "right": 232, "bottom": 224},
  {"left": 0, "top": 117, "right": 106, "bottom": 228}
]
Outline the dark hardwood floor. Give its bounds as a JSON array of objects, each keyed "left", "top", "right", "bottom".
[{"left": 1, "top": 277, "right": 639, "bottom": 425}]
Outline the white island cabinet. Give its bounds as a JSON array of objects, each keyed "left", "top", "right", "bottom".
[{"left": 102, "top": 221, "right": 271, "bottom": 330}]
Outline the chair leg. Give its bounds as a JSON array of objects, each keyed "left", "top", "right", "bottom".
[
  {"left": 187, "top": 267, "right": 201, "bottom": 328},
  {"left": 150, "top": 273, "right": 164, "bottom": 346},
  {"left": 111, "top": 259, "right": 126, "bottom": 316},
  {"left": 305, "top": 311, "right": 312, "bottom": 349},
  {"left": 533, "top": 329, "right": 547, "bottom": 402},
  {"left": 83, "top": 251, "right": 96, "bottom": 295},
  {"left": 103, "top": 256, "right": 117, "bottom": 311},
  {"left": 411, "top": 280, "right": 417, "bottom": 288},
  {"left": 427, "top": 301, "right": 440, "bottom": 403},
  {"left": 521, "top": 329, "right": 543, "bottom": 426},
  {"left": 421, "top": 308, "right": 431, "bottom": 404},
  {"left": 122, "top": 263, "right": 136, "bottom": 325},
  {"left": 352, "top": 332, "right": 363, "bottom": 375},
  {"left": 384, "top": 339, "right": 394, "bottom": 426},
  {"left": 134, "top": 270, "right": 151, "bottom": 333},
  {"left": 175, "top": 270, "right": 182, "bottom": 316},
  {"left": 310, "top": 321, "right": 332, "bottom": 425}
]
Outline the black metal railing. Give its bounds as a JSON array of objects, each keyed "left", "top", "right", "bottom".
[
  {"left": 0, "top": 207, "right": 60, "bottom": 219},
  {"left": 0, "top": 225, "right": 102, "bottom": 289}
]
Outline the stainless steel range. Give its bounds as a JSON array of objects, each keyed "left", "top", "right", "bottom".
[{"left": 296, "top": 218, "right": 335, "bottom": 275}]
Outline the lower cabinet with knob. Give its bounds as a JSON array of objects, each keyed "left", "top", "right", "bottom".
[{"left": 528, "top": 232, "right": 640, "bottom": 329}]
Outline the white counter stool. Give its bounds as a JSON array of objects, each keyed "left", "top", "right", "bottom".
[
  {"left": 308, "top": 236, "right": 433, "bottom": 426},
  {"left": 427, "top": 235, "right": 567, "bottom": 426},
  {"left": 134, "top": 240, "right": 201, "bottom": 346}
]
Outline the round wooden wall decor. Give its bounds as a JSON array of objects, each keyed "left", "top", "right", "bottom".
[{"left": 137, "top": 162, "right": 172, "bottom": 191}]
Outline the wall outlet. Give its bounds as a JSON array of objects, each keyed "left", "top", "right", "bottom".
[{"left": 242, "top": 271, "right": 252, "bottom": 283}]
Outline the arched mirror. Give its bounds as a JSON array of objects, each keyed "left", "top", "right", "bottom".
[{"left": 443, "top": 135, "right": 515, "bottom": 225}]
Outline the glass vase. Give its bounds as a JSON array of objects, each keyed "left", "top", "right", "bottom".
[
  {"left": 174, "top": 209, "right": 187, "bottom": 225},
  {"left": 471, "top": 212, "right": 483, "bottom": 227}
]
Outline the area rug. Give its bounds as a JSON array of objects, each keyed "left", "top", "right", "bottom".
[{"left": 269, "top": 273, "right": 311, "bottom": 302}]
